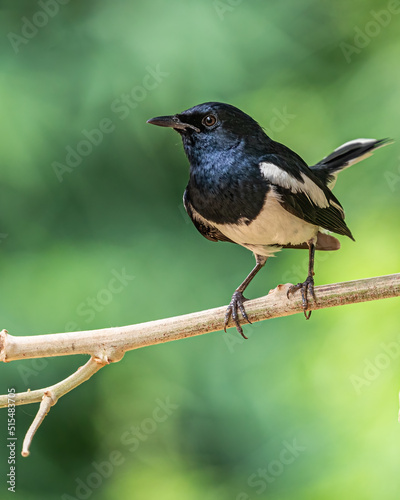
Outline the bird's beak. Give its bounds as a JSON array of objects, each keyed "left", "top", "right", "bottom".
[{"left": 147, "top": 115, "right": 200, "bottom": 132}]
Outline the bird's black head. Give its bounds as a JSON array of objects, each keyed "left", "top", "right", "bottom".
[{"left": 147, "top": 102, "right": 269, "bottom": 165}]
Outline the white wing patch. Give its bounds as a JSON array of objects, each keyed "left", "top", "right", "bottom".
[{"left": 259, "top": 162, "right": 329, "bottom": 208}]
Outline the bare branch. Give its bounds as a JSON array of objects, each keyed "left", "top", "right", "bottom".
[
  {"left": 1, "top": 274, "right": 399, "bottom": 368},
  {"left": 22, "top": 391, "right": 54, "bottom": 457},
  {"left": 16, "top": 357, "right": 107, "bottom": 455},
  {"left": 0, "top": 274, "right": 399, "bottom": 455},
  {"left": 1, "top": 356, "right": 108, "bottom": 408}
]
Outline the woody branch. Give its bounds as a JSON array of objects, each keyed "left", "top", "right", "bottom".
[{"left": 0, "top": 273, "right": 399, "bottom": 455}]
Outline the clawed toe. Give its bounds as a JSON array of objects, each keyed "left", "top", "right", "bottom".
[
  {"left": 287, "top": 275, "right": 317, "bottom": 319},
  {"left": 224, "top": 291, "right": 251, "bottom": 339}
]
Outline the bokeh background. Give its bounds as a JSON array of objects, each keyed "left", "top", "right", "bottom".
[{"left": 0, "top": 1, "right": 399, "bottom": 499}]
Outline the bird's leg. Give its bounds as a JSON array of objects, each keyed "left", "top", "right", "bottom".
[
  {"left": 287, "top": 239, "right": 317, "bottom": 319},
  {"left": 224, "top": 255, "right": 267, "bottom": 339}
]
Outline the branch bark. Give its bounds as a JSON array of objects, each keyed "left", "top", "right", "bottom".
[
  {"left": 1, "top": 273, "right": 399, "bottom": 454},
  {"left": 20, "top": 357, "right": 107, "bottom": 456},
  {"left": 1, "top": 274, "right": 399, "bottom": 368}
]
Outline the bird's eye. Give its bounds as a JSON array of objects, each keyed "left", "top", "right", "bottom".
[{"left": 202, "top": 114, "right": 217, "bottom": 127}]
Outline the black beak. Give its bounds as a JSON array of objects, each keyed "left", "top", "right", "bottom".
[{"left": 147, "top": 115, "right": 200, "bottom": 133}]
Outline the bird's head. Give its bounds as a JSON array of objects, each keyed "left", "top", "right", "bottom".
[{"left": 147, "top": 102, "right": 268, "bottom": 164}]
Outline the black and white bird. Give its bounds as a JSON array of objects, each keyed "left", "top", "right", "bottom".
[{"left": 147, "top": 102, "right": 391, "bottom": 338}]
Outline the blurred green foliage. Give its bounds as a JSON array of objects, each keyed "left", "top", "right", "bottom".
[{"left": 0, "top": 1, "right": 399, "bottom": 499}]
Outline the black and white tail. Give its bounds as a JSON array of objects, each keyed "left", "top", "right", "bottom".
[{"left": 311, "top": 138, "right": 392, "bottom": 188}]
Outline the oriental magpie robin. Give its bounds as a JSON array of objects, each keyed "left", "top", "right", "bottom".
[{"left": 148, "top": 102, "right": 391, "bottom": 338}]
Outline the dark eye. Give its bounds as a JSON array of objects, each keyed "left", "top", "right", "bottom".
[{"left": 202, "top": 114, "right": 217, "bottom": 127}]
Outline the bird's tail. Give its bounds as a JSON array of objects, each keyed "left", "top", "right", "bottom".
[{"left": 310, "top": 138, "right": 393, "bottom": 188}]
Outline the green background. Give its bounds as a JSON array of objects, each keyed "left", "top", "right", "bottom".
[{"left": 1, "top": 1, "right": 399, "bottom": 499}]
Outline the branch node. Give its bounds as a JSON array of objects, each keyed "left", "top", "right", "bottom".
[
  {"left": 93, "top": 352, "right": 117, "bottom": 365},
  {"left": 0, "top": 329, "right": 9, "bottom": 362},
  {"left": 274, "top": 283, "right": 288, "bottom": 294},
  {"left": 43, "top": 389, "right": 58, "bottom": 406},
  {"left": 94, "top": 354, "right": 111, "bottom": 365},
  {"left": 94, "top": 350, "right": 125, "bottom": 364}
]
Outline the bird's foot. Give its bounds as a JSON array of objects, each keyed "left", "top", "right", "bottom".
[
  {"left": 224, "top": 291, "right": 251, "bottom": 339},
  {"left": 287, "top": 275, "right": 317, "bottom": 319}
]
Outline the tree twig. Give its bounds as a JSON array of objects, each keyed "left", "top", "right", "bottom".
[
  {"left": 4, "top": 356, "right": 108, "bottom": 408},
  {"left": 17, "top": 357, "right": 107, "bottom": 456},
  {"left": 0, "top": 273, "right": 399, "bottom": 454},
  {"left": 22, "top": 391, "right": 54, "bottom": 457}
]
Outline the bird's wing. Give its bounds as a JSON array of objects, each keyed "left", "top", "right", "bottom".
[
  {"left": 259, "top": 155, "right": 354, "bottom": 239},
  {"left": 183, "top": 190, "right": 235, "bottom": 243}
]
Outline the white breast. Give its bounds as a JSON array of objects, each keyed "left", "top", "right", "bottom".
[{"left": 215, "top": 189, "right": 318, "bottom": 257}]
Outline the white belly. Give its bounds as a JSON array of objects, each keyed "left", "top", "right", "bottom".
[{"left": 215, "top": 190, "right": 318, "bottom": 257}]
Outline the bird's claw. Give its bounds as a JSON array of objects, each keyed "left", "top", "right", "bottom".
[
  {"left": 224, "top": 291, "right": 251, "bottom": 339},
  {"left": 287, "top": 275, "right": 317, "bottom": 319}
]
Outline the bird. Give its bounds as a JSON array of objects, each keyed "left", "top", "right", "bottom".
[{"left": 147, "top": 102, "right": 391, "bottom": 338}]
